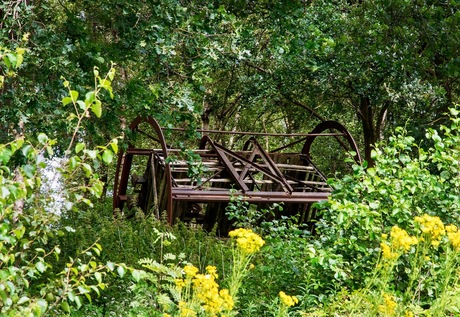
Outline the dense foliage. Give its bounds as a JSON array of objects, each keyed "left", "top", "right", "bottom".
[{"left": 2, "top": 0, "right": 460, "bottom": 316}]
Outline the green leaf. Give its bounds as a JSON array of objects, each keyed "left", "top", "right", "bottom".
[
  {"left": 68, "top": 290, "right": 76, "bottom": 302},
  {"left": 75, "top": 143, "right": 85, "bottom": 153},
  {"left": 108, "top": 67, "right": 116, "bottom": 81},
  {"left": 6, "top": 53, "right": 17, "bottom": 68},
  {"left": 37, "top": 299, "right": 48, "bottom": 315},
  {"left": 35, "top": 261, "right": 46, "bottom": 273},
  {"left": 17, "top": 296, "right": 30, "bottom": 305},
  {"left": 3, "top": 55, "right": 11, "bottom": 69},
  {"left": 102, "top": 149, "right": 113, "bottom": 164},
  {"left": 91, "top": 100, "right": 102, "bottom": 118},
  {"left": 77, "top": 100, "right": 86, "bottom": 110},
  {"left": 23, "top": 164, "right": 36, "bottom": 178},
  {"left": 1, "top": 187, "right": 10, "bottom": 199},
  {"left": 62, "top": 96, "right": 73, "bottom": 106},
  {"left": 110, "top": 139, "right": 118, "bottom": 153},
  {"left": 38, "top": 133, "right": 48, "bottom": 145},
  {"left": 21, "top": 144, "right": 33, "bottom": 158},
  {"left": 61, "top": 301, "right": 70, "bottom": 313},
  {"left": 70, "top": 90, "right": 79, "bottom": 102},
  {"left": 69, "top": 156, "right": 78, "bottom": 170},
  {"left": 0, "top": 148, "right": 13, "bottom": 165},
  {"left": 117, "top": 265, "right": 126, "bottom": 278},
  {"left": 132, "top": 269, "right": 142, "bottom": 282},
  {"left": 99, "top": 79, "right": 111, "bottom": 90},
  {"left": 85, "top": 149, "right": 97, "bottom": 159},
  {"left": 85, "top": 91, "right": 96, "bottom": 104},
  {"left": 107, "top": 262, "right": 115, "bottom": 271},
  {"left": 95, "top": 272, "right": 102, "bottom": 284}
]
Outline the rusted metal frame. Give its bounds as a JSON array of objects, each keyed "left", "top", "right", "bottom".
[
  {"left": 126, "top": 116, "right": 174, "bottom": 223},
  {"left": 171, "top": 188, "right": 330, "bottom": 203},
  {"left": 299, "top": 154, "right": 329, "bottom": 184},
  {"left": 194, "top": 167, "right": 226, "bottom": 190},
  {"left": 166, "top": 126, "right": 346, "bottom": 137},
  {"left": 270, "top": 136, "right": 309, "bottom": 153},
  {"left": 246, "top": 171, "right": 262, "bottom": 191},
  {"left": 208, "top": 139, "right": 295, "bottom": 193},
  {"left": 114, "top": 152, "right": 133, "bottom": 211},
  {"left": 115, "top": 148, "right": 154, "bottom": 209},
  {"left": 302, "top": 121, "right": 362, "bottom": 164},
  {"left": 201, "top": 136, "right": 250, "bottom": 192},
  {"left": 243, "top": 138, "right": 294, "bottom": 193},
  {"left": 136, "top": 128, "right": 172, "bottom": 149},
  {"left": 238, "top": 142, "right": 259, "bottom": 181},
  {"left": 283, "top": 173, "right": 328, "bottom": 191}
]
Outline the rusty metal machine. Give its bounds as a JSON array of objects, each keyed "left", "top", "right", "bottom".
[{"left": 113, "top": 116, "right": 361, "bottom": 233}]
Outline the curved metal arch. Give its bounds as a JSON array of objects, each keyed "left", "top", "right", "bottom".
[
  {"left": 302, "top": 121, "right": 362, "bottom": 164},
  {"left": 128, "top": 116, "right": 169, "bottom": 158},
  {"left": 113, "top": 116, "right": 173, "bottom": 222}
]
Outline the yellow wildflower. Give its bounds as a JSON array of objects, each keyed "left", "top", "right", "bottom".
[
  {"left": 390, "top": 226, "right": 418, "bottom": 252},
  {"left": 229, "top": 228, "right": 265, "bottom": 254},
  {"left": 279, "top": 291, "right": 299, "bottom": 307},
  {"left": 446, "top": 224, "right": 460, "bottom": 250},
  {"left": 192, "top": 272, "right": 234, "bottom": 314},
  {"left": 378, "top": 293, "right": 397, "bottom": 316},
  {"left": 415, "top": 214, "right": 445, "bottom": 246},
  {"left": 163, "top": 314, "right": 171, "bottom": 317},
  {"left": 183, "top": 265, "right": 199, "bottom": 278},
  {"left": 380, "top": 242, "right": 398, "bottom": 260},
  {"left": 219, "top": 289, "right": 234, "bottom": 311},
  {"left": 179, "top": 301, "right": 197, "bottom": 317},
  {"left": 175, "top": 278, "right": 186, "bottom": 288},
  {"left": 446, "top": 224, "right": 458, "bottom": 233},
  {"left": 206, "top": 265, "right": 218, "bottom": 278},
  {"left": 405, "top": 311, "right": 414, "bottom": 317}
]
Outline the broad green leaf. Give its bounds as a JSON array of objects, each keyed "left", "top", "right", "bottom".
[
  {"left": 38, "top": 133, "right": 48, "bottom": 145},
  {"left": 108, "top": 67, "right": 116, "bottom": 81},
  {"left": 99, "top": 79, "right": 111, "bottom": 90},
  {"left": 85, "top": 91, "right": 96, "bottom": 104},
  {"left": 6, "top": 53, "right": 17, "bottom": 68},
  {"left": 62, "top": 96, "right": 73, "bottom": 106},
  {"left": 117, "top": 265, "right": 126, "bottom": 278},
  {"left": 1, "top": 187, "right": 10, "bottom": 199},
  {"left": 21, "top": 144, "right": 33, "bottom": 158},
  {"left": 110, "top": 139, "right": 118, "bottom": 153},
  {"left": 91, "top": 100, "right": 102, "bottom": 118},
  {"left": 17, "top": 296, "right": 30, "bottom": 305},
  {"left": 0, "top": 148, "right": 13, "bottom": 165},
  {"left": 102, "top": 149, "right": 113, "bottom": 164},
  {"left": 69, "top": 156, "right": 78, "bottom": 170},
  {"left": 37, "top": 299, "right": 48, "bottom": 315},
  {"left": 77, "top": 100, "right": 86, "bottom": 110},
  {"left": 3, "top": 55, "right": 11, "bottom": 69},
  {"left": 68, "top": 290, "right": 76, "bottom": 302},
  {"left": 107, "top": 262, "right": 115, "bottom": 271},
  {"left": 61, "top": 301, "right": 70, "bottom": 313},
  {"left": 132, "top": 269, "right": 142, "bottom": 282},
  {"left": 75, "top": 143, "right": 85, "bottom": 153},
  {"left": 95, "top": 272, "right": 102, "bottom": 284},
  {"left": 78, "top": 285, "right": 90, "bottom": 294},
  {"left": 35, "top": 261, "right": 46, "bottom": 273},
  {"left": 70, "top": 90, "right": 79, "bottom": 102},
  {"left": 23, "top": 164, "right": 36, "bottom": 178}
]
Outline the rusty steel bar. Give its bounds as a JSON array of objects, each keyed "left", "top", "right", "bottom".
[
  {"left": 171, "top": 189, "right": 330, "bottom": 203},
  {"left": 165, "top": 126, "right": 346, "bottom": 137}
]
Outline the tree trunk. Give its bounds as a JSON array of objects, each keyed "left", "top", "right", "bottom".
[{"left": 358, "top": 96, "right": 376, "bottom": 167}]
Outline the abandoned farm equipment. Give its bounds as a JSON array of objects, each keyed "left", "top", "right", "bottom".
[{"left": 113, "top": 116, "right": 361, "bottom": 234}]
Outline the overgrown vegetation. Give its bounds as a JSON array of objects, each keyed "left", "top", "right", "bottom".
[{"left": 2, "top": 0, "right": 460, "bottom": 316}]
